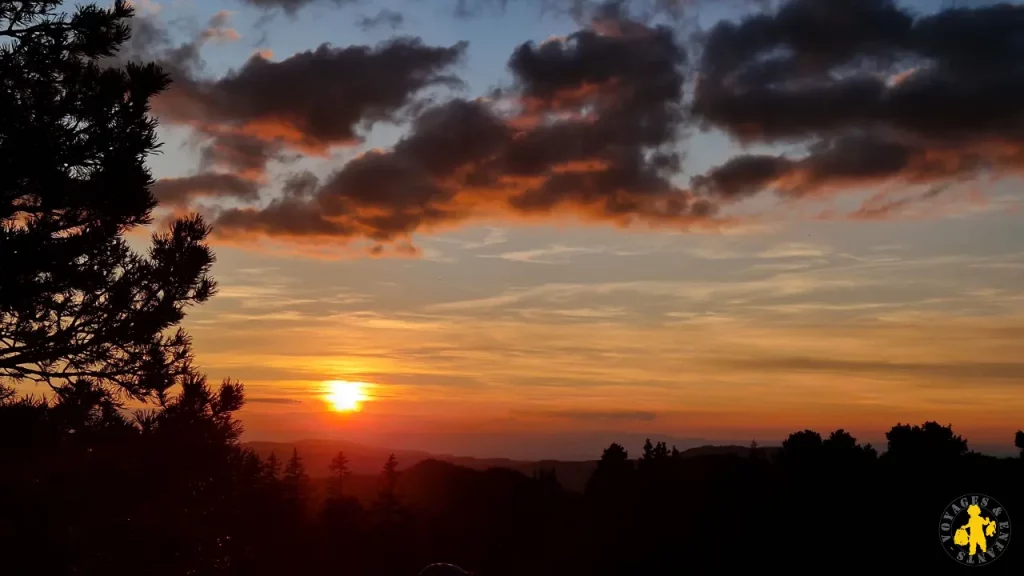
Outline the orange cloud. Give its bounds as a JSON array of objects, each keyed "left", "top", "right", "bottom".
[{"left": 205, "top": 17, "right": 709, "bottom": 249}]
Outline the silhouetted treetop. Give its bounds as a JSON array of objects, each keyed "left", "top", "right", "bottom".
[
  {"left": 281, "top": 447, "right": 312, "bottom": 515},
  {"left": 382, "top": 453, "right": 399, "bottom": 490},
  {"left": 779, "top": 429, "right": 823, "bottom": 466},
  {"left": 824, "top": 429, "right": 857, "bottom": 451},
  {"left": 641, "top": 438, "right": 654, "bottom": 458},
  {"left": 823, "top": 429, "right": 878, "bottom": 465},
  {"left": 330, "top": 450, "right": 351, "bottom": 476},
  {"left": 638, "top": 439, "right": 671, "bottom": 479},
  {"left": 0, "top": 0, "right": 215, "bottom": 401},
  {"left": 135, "top": 369, "right": 244, "bottom": 446},
  {"left": 598, "top": 442, "right": 629, "bottom": 468},
  {"left": 329, "top": 450, "right": 351, "bottom": 496},
  {"left": 373, "top": 453, "right": 403, "bottom": 522},
  {"left": 284, "top": 448, "right": 310, "bottom": 485},
  {"left": 884, "top": 421, "right": 968, "bottom": 462},
  {"left": 778, "top": 429, "right": 878, "bottom": 469},
  {"left": 586, "top": 442, "right": 634, "bottom": 497},
  {"left": 263, "top": 452, "right": 281, "bottom": 481},
  {"left": 1015, "top": 430, "right": 1023, "bottom": 458}
]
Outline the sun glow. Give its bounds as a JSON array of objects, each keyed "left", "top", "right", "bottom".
[{"left": 324, "top": 380, "right": 369, "bottom": 412}]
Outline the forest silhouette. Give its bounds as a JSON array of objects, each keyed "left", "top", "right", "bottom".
[
  {"left": 1, "top": 2, "right": 1023, "bottom": 575},
  {"left": 3, "top": 396, "right": 1024, "bottom": 574}
]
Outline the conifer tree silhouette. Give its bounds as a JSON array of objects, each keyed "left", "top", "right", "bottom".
[
  {"left": 376, "top": 453, "right": 401, "bottom": 516},
  {"left": 0, "top": 0, "right": 216, "bottom": 402},
  {"left": 264, "top": 452, "right": 282, "bottom": 480},
  {"left": 282, "top": 448, "right": 311, "bottom": 511},
  {"left": 329, "top": 450, "right": 351, "bottom": 497}
]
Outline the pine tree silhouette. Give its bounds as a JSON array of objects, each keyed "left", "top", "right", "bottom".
[
  {"left": 0, "top": 0, "right": 217, "bottom": 402},
  {"left": 264, "top": 452, "right": 282, "bottom": 480},
  {"left": 282, "top": 448, "right": 311, "bottom": 511},
  {"left": 328, "top": 450, "right": 351, "bottom": 497},
  {"left": 375, "top": 453, "right": 400, "bottom": 515}
]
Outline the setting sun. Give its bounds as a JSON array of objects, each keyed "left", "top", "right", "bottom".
[{"left": 324, "top": 381, "right": 369, "bottom": 412}]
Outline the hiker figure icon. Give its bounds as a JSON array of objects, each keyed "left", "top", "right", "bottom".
[{"left": 953, "top": 504, "right": 998, "bottom": 556}]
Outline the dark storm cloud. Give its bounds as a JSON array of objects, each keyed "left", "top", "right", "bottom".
[
  {"left": 693, "top": 0, "right": 913, "bottom": 141},
  {"left": 213, "top": 99, "right": 503, "bottom": 242},
  {"left": 198, "top": 133, "right": 285, "bottom": 180},
  {"left": 690, "top": 133, "right": 971, "bottom": 200},
  {"left": 356, "top": 9, "right": 405, "bottom": 31},
  {"left": 694, "top": 0, "right": 1024, "bottom": 143},
  {"left": 849, "top": 184, "right": 952, "bottom": 221},
  {"left": 152, "top": 173, "right": 261, "bottom": 207},
  {"left": 212, "top": 12, "right": 722, "bottom": 247},
  {"left": 215, "top": 197, "right": 352, "bottom": 238},
  {"left": 449, "top": 0, "right": 701, "bottom": 23},
  {"left": 118, "top": 10, "right": 239, "bottom": 76},
  {"left": 119, "top": 11, "right": 172, "bottom": 61},
  {"left": 117, "top": 13, "right": 294, "bottom": 182},
  {"left": 236, "top": 0, "right": 358, "bottom": 16},
  {"left": 159, "top": 39, "right": 468, "bottom": 152},
  {"left": 130, "top": 0, "right": 1024, "bottom": 245},
  {"left": 691, "top": 155, "right": 790, "bottom": 201},
  {"left": 120, "top": 13, "right": 467, "bottom": 180},
  {"left": 691, "top": 129, "right": 1009, "bottom": 203},
  {"left": 689, "top": 0, "right": 1024, "bottom": 203},
  {"left": 281, "top": 171, "right": 320, "bottom": 199}
]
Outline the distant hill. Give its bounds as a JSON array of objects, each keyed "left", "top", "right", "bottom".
[{"left": 241, "top": 439, "right": 778, "bottom": 492}]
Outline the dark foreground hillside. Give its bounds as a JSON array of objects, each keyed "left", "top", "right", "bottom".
[{"left": 2, "top": 390, "right": 1021, "bottom": 575}]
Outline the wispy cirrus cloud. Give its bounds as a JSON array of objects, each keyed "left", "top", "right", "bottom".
[
  {"left": 431, "top": 227, "right": 510, "bottom": 250},
  {"left": 511, "top": 409, "right": 658, "bottom": 422},
  {"left": 716, "top": 357, "right": 1024, "bottom": 384},
  {"left": 423, "top": 274, "right": 872, "bottom": 313},
  {"left": 756, "top": 242, "right": 832, "bottom": 259},
  {"left": 188, "top": 295, "right": 1024, "bottom": 439},
  {"left": 683, "top": 241, "right": 832, "bottom": 261},
  {"left": 479, "top": 244, "right": 607, "bottom": 264},
  {"left": 246, "top": 396, "right": 305, "bottom": 405}
]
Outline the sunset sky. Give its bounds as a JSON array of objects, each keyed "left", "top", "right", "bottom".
[{"left": 121, "top": 0, "right": 1023, "bottom": 459}]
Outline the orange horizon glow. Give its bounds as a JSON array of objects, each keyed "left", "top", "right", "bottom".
[{"left": 175, "top": 214, "right": 1024, "bottom": 458}]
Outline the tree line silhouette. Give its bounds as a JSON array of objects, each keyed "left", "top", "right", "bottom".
[
  {"left": 3, "top": 389, "right": 1024, "bottom": 574},
  {"left": 1, "top": 2, "right": 1022, "bottom": 574}
]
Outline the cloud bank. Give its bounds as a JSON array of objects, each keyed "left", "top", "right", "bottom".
[
  {"left": 691, "top": 0, "right": 1024, "bottom": 204},
  {"left": 125, "top": 0, "right": 1024, "bottom": 253}
]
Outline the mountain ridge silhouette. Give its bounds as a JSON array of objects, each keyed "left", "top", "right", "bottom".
[{"left": 242, "top": 439, "right": 774, "bottom": 492}]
